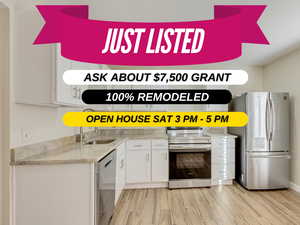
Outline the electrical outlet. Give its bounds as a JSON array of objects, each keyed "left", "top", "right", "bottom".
[{"left": 21, "top": 128, "right": 33, "bottom": 144}]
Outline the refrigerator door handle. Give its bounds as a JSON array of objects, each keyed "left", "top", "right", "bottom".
[
  {"left": 265, "top": 99, "right": 269, "bottom": 142},
  {"left": 266, "top": 97, "right": 271, "bottom": 142},
  {"left": 270, "top": 98, "right": 275, "bottom": 141}
]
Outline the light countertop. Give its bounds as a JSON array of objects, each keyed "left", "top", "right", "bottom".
[
  {"left": 12, "top": 134, "right": 168, "bottom": 166},
  {"left": 12, "top": 130, "right": 238, "bottom": 166}
]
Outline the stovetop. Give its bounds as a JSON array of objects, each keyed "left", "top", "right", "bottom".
[
  {"left": 167, "top": 127, "right": 209, "bottom": 138},
  {"left": 167, "top": 128, "right": 211, "bottom": 144}
]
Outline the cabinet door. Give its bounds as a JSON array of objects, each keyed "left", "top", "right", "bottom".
[
  {"left": 164, "top": 85, "right": 207, "bottom": 112},
  {"left": 14, "top": 164, "right": 95, "bottom": 225},
  {"left": 56, "top": 45, "right": 79, "bottom": 106},
  {"left": 70, "top": 61, "right": 93, "bottom": 106},
  {"left": 211, "top": 137, "right": 235, "bottom": 184},
  {"left": 212, "top": 163, "right": 235, "bottom": 182},
  {"left": 107, "top": 85, "right": 132, "bottom": 111},
  {"left": 126, "top": 150, "right": 151, "bottom": 183},
  {"left": 151, "top": 150, "right": 169, "bottom": 182},
  {"left": 115, "top": 143, "right": 126, "bottom": 205},
  {"left": 15, "top": 8, "right": 55, "bottom": 105},
  {"left": 131, "top": 85, "right": 150, "bottom": 111},
  {"left": 212, "top": 137, "right": 235, "bottom": 164},
  {"left": 206, "top": 85, "right": 228, "bottom": 112}
]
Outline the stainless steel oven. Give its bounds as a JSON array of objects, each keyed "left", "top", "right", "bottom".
[{"left": 168, "top": 127, "right": 212, "bottom": 189}]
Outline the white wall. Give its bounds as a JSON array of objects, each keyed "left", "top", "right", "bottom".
[
  {"left": 9, "top": 0, "right": 89, "bottom": 148},
  {"left": 10, "top": 105, "right": 77, "bottom": 148},
  {"left": 110, "top": 64, "right": 264, "bottom": 97},
  {"left": 189, "top": 64, "right": 264, "bottom": 96},
  {"left": 0, "top": 8, "right": 6, "bottom": 224},
  {"left": 0, "top": 5, "right": 10, "bottom": 225},
  {"left": 229, "top": 66, "right": 264, "bottom": 96},
  {"left": 263, "top": 49, "right": 300, "bottom": 187}
]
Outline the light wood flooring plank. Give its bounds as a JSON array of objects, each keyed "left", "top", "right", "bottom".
[{"left": 110, "top": 184, "right": 300, "bottom": 225}]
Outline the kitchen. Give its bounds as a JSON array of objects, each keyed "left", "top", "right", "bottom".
[{"left": 1, "top": 0, "right": 300, "bottom": 225}]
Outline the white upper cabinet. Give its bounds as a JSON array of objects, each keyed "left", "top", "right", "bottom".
[
  {"left": 13, "top": 7, "right": 100, "bottom": 107},
  {"left": 149, "top": 85, "right": 168, "bottom": 112},
  {"left": 206, "top": 85, "right": 229, "bottom": 112},
  {"left": 108, "top": 85, "right": 132, "bottom": 111},
  {"left": 131, "top": 85, "right": 151, "bottom": 111},
  {"left": 55, "top": 46, "right": 85, "bottom": 106},
  {"left": 14, "top": 8, "right": 56, "bottom": 106}
]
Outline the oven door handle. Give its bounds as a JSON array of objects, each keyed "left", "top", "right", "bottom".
[
  {"left": 169, "top": 148, "right": 211, "bottom": 153},
  {"left": 169, "top": 144, "right": 211, "bottom": 149}
]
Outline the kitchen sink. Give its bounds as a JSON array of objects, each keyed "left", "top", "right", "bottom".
[{"left": 85, "top": 139, "right": 115, "bottom": 145}]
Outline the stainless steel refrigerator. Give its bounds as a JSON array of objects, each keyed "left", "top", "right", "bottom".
[{"left": 230, "top": 92, "right": 290, "bottom": 190}]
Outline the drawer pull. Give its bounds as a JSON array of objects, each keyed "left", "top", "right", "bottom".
[
  {"left": 132, "top": 144, "right": 144, "bottom": 148},
  {"left": 120, "top": 159, "right": 124, "bottom": 169}
]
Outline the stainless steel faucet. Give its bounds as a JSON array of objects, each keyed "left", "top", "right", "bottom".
[{"left": 80, "top": 108, "right": 98, "bottom": 149}]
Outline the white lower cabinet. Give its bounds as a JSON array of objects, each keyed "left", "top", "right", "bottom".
[
  {"left": 12, "top": 136, "right": 238, "bottom": 225},
  {"left": 115, "top": 143, "right": 126, "bottom": 205},
  {"left": 211, "top": 136, "right": 236, "bottom": 185},
  {"left": 126, "top": 139, "right": 168, "bottom": 187},
  {"left": 13, "top": 164, "right": 95, "bottom": 225},
  {"left": 151, "top": 149, "right": 169, "bottom": 182},
  {"left": 126, "top": 149, "right": 151, "bottom": 183}
]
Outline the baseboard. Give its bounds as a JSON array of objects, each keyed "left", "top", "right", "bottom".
[
  {"left": 125, "top": 182, "right": 168, "bottom": 189},
  {"left": 125, "top": 180, "right": 236, "bottom": 189},
  {"left": 211, "top": 179, "right": 233, "bottom": 186},
  {"left": 290, "top": 182, "right": 300, "bottom": 193}
]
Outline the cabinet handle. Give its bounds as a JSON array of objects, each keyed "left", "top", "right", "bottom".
[
  {"left": 120, "top": 159, "right": 124, "bottom": 169},
  {"left": 78, "top": 88, "right": 82, "bottom": 99},
  {"left": 146, "top": 153, "right": 150, "bottom": 161},
  {"left": 133, "top": 144, "right": 143, "bottom": 147},
  {"left": 72, "top": 87, "right": 78, "bottom": 98},
  {"left": 164, "top": 152, "right": 168, "bottom": 160}
]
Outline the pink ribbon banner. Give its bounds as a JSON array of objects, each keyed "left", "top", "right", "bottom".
[{"left": 34, "top": 5, "right": 269, "bottom": 66}]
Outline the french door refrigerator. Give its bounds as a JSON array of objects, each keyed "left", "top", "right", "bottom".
[{"left": 230, "top": 92, "right": 290, "bottom": 190}]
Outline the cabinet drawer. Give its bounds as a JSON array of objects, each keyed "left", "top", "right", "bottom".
[
  {"left": 212, "top": 149, "right": 235, "bottom": 163},
  {"left": 212, "top": 163, "right": 235, "bottom": 180},
  {"left": 213, "top": 138, "right": 235, "bottom": 146},
  {"left": 151, "top": 139, "right": 168, "bottom": 150},
  {"left": 127, "top": 139, "right": 151, "bottom": 150}
]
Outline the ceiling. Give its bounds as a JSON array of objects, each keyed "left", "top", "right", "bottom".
[{"left": 90, "top": 0, "right": 300, "bottom": 66}]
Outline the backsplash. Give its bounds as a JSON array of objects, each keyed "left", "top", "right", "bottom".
[{"left": 11, "top": 135, "right": 76, "bottom": 164}]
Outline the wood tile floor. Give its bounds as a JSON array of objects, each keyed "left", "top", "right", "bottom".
[{"left": 110, "top": 184, "right": 300, "bottom": 225}]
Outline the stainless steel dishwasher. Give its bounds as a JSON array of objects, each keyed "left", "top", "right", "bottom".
[{"left": 95, "top": 150, "right": 116, "bottom": 225}]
